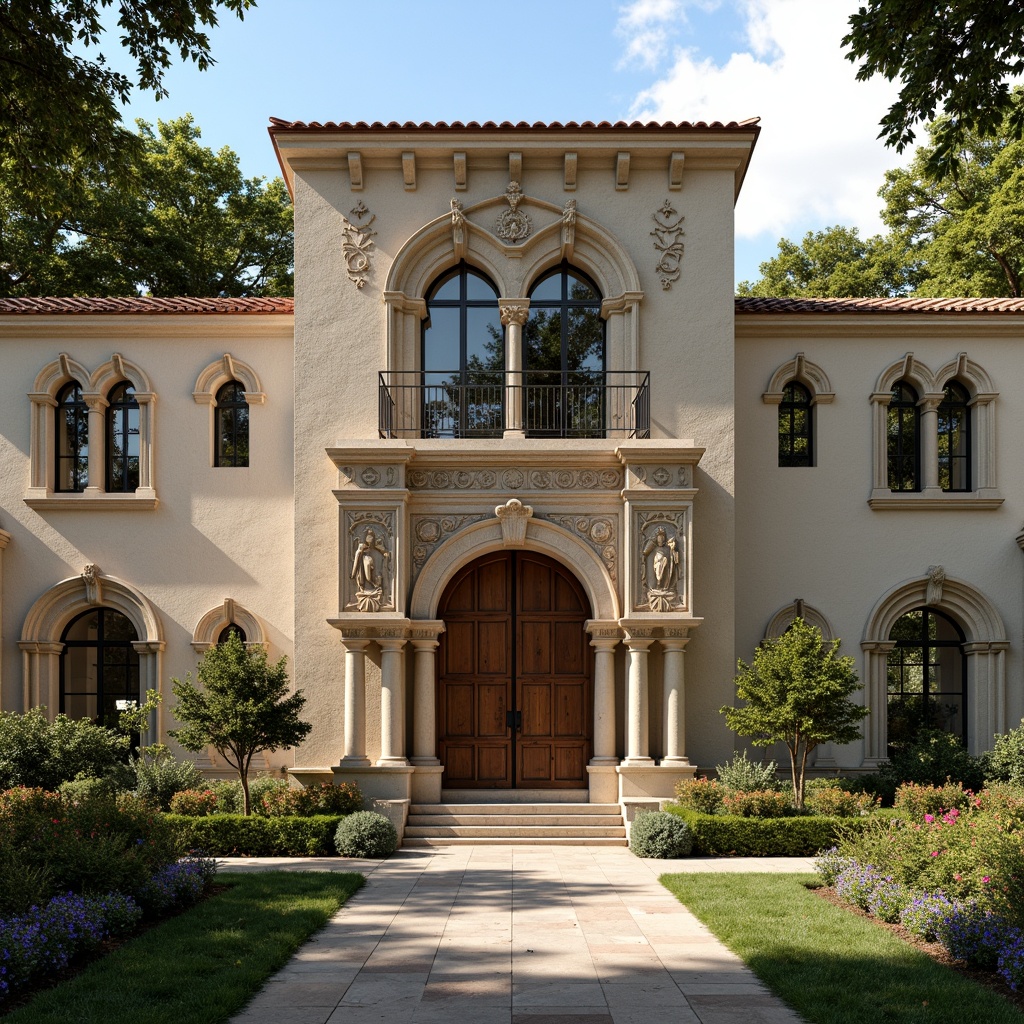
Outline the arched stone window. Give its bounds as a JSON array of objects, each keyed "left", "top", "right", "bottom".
[
  {"left": 60, "top": 608, "right": 140, "bottom": 724},
  {"left": 421, "top": 262, "right": 502, "bottom": 437},
  {"left": 55, "top": 381, "right": 89, "bottom": 493},
  {"left": 217, "top": 623, "right": 247, "bottom": 644},
  {"left": 106, "top": 381, "right": 140, "bottom": 492},
  {"left": 192, "top": 598, "right": 267, "bottom": 653},
  {"left": 215, "top": 381, "right": 249, "bottom": 467},
  {"left": 887, "top": 379, "right": 920, "bottom": 492},
  {"left": 938, "top": 380, "right": 971, "bottom": 492},
  {"left": 524, "top": 262, "right": 605, "bottom": 437},
  {"left": 778, "top": 381, "right": 813, "bottom": 468}
]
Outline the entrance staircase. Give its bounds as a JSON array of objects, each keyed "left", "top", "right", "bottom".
[{"left": 403, "top": 790, "right": 626, "bottom": 847}]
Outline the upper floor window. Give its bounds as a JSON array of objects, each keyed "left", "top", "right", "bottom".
[
  {"left": 106, "top": 381, "right": 140, "bottom": 492},
  {"left": 778, "top": 381, "right": 812, "bottom": 467},
  {"left": 421, "top": 262, "right": 502, "bottom": 437},
  {"left": 938, "top": 380, "right": 971, "bottom": 492},
  {"left": 887, "top": 380, "right": 919, "bottom": 492},
  {"left": 525, "top": 262, "right": 605, "bottom": 437},
  {"left": 215, "top": 381, "right": 249, "bottom": 467},
  {"left": 56, "top": 381, "right": 89, "bottom": 492}
]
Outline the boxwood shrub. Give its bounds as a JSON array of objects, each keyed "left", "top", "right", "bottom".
[
  {"left": 164, "top": 813, "right": 346, "bottom": 856},
  {"left": 665, "top": 804, "right": 869, "bottom": 856}
]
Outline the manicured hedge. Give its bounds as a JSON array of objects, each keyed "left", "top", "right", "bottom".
[
  {"left": 164, "top": 814, "right": 347, "bottom": 856},
  {"left": 665, "top": 805, "right": 870, "bottom": 856}
]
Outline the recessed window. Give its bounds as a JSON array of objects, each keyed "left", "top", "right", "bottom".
[
  {"left": 887, "top": 380, "right": 919, "bottom": 492},
  {"left": 887, "top": 607, "right": 966, "bottom": 750},
  {"left": 778, "top": 381, "right": 812, "bottom": 467},
  {"left": 938, "top": 380, "right": 971, "bottom": 492},
  {"left": 106, "top": 381, "right": 140, "bottom": 492},
  {"left": 55, "top": 381, "right": 89, "bottom": 492},
  {"left": 525, "top": 262, "right": 605, "bottom": 437},
  {"left": 217, "top": 623, "right": 247, "bottom": 644},
  {"left": 60, "top": 608, "right": 140, "bottom": 725},
  {"left": 215, "top": 381, "right": 250, "bottom": 467}
]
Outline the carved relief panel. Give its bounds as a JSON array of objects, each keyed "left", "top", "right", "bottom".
[
  {"left": 343, "top": 510, "right": 397, "bottom": 613},
  {"left": 633, "top": 510, "right": 690, "bottom": 613}
]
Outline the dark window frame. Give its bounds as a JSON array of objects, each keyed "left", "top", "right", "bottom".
[
  {"left": 778, "top": 380, "right": 813, "bottom": 467},
  {"left": 938, "top": 379, "right": 971, "bottom": 492},
  {"left": 887, "top": 379, "right": 920, "bottom": 492},
  {"left": 55, "top": 381, "right": 89, "bottom": 493},
  {"left": 214, "top": 380, "right": 250, "bottom": 468},
  {"left": 217, "top": 623, "right": 247, "bottom": 644},
  {"left": 105, "top": 381, "right": 140, "bottom": 492}
]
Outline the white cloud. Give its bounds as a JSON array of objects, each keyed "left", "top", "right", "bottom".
[
  {"left": 615, "top": 0, "right": 688, "bottom": 70},
  {"left": 627, "top": 0, "right": 908, "bottom": 242}
]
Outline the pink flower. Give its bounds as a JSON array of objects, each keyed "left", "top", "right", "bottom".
[
  {"left": 925, "top": 814, "right": 934, "bottom": 823},
  {"left": 930, "top": 851, "right": 939, "bottom": 857},
  {"left": 982, "top": 876, "right": 991, "bottom": 884}
]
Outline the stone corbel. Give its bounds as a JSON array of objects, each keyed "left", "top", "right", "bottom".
[
  {"left": 82, "top": 564, "right": 102, "bottom": 604},
  {"left": 495, "top": 498, "right": 533, "bottom": 547}
]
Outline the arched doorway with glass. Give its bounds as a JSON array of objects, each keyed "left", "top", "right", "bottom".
[
  {"left": 886, "top": 606, "right": 966, "bottom": 751},
  {"left": 60, "top": 608, "right": 141, "bottom": 726},
  {"left": 421, "top": 262, "right": 503, "bottom": 437},
  {"left": 524, "top": 262, "right": 605, "bottom": 437},
  {"left": 437, "top": 550, "right": 593, "bottom": 788}
]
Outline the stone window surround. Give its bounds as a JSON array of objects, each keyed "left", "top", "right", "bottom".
[
  {"left": 868, "top": 352, "right": 1001, "bottom": 509},
  {"left": 191, "top": 597, "right": 269, "bottom": 653},
  {"left": 26, "top": 353, "right": 158, "bottom": 510},
  {"left": 192, "top": 353, "right": 266, "bottom": 468}
]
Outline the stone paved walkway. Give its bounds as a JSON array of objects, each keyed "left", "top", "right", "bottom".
[{"left": 222, "top": 848, "right": 816, "bottom": 1024}]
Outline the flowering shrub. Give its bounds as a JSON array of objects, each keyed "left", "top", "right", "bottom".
[
  {"left": 258, "top": 781, "right": 363, "bottom": 817},
  {"left": 867, "top": 876, "right": 911, "bottom": 923},
  {"left": 805, "top": 788, "right": 878, "bottom": 818},
  {"left": 998, "top": 927, "right": 1024, "bottom": 991},
  {"left": 894, "top": 781, "right": 973, "bottom": 819},
  {"left": 720, "top": 790, "right": 794, "bottom": 818},
  {"left": 900, "top": 891, "right": 958, "bottom": 941},
  {"left": 169, "top": 789, "right": 218, "bottom": 816},
  {"left": 814, "top": 846, "right": 853, "bottom": 886},
  {"left": 974, "top": 783, "right": 1024, "bottom": 830},
  {"left": 137, "top": 854, "right": 217, "bottom": 914},
  {"left": 715, "top": 750, "right": 779, "bottom": 792},
  {"left": 834, "top": 862, "right": 883, "bottom": 910},
  {"left": 673, "top": 777, "right": 724, "bottom": 814}
]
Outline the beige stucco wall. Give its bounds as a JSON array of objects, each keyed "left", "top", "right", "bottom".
[
  {"left": 0, "top": 316, "right": 295, "bottom": 764},
  {"left": 735, "top": 315, "right": 1024, "bottom": 764}
]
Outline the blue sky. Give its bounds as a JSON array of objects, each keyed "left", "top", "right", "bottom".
[{"left": 109, "top": 0, "right": 906, "bottom": 285}]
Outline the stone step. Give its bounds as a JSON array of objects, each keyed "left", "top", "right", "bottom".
[
  {"left": 407, "top": 813, "right": 623, "bottom": 827},
  {"left": 404, "top": 824, "right": 626, "bottom": 838},
  {"left": 409, "top": 802, "right": 620, "bottom": 816},
  {"left": 403, "top": 836, "right": 628, "bottom": 847}
]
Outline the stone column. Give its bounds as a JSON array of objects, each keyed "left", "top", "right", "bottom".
[
  {"left": 377, "top": 637, "right": 408, "bottom": 765},
  {"left": 500, "top": 300, "right": 529, "bottom": 437},
  {"left": 410, "top": 623, "right": 444, "bottom": 765},
  {"left": 660, "top": 633, "right": 690, "bottom": 765},
  {"left": 340, "top": 637, "right": 371, "bottom": 765},
  {"left": 83, "top": 394, "right": 107, "bottom": 495},
  {"left": 860, "top": 640, "right": 895, "bottom": 765},
  {"left": 589, "top": 633, "right": 620, "bottom": 765},
  {"left": 920, "top": 393, "right": 943, "bottom": 495},
  {"left": 622, "top": 634, "right": 654, "bottom": 765}
]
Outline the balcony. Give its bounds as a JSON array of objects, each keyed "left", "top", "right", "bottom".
[{"left": 378, "top": 370, "right": 650, "bottom": 440}]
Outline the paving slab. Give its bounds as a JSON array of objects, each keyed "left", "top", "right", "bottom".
[{"left": 222, "top": 847, "right": 810, "bottom": 1024}]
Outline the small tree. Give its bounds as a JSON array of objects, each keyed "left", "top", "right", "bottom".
[
  {"left": 169, "top": 632, "right": 311, "bottom": 814},
  {"left": 720, "top": 619, "right": 868, "bottom": 808}
]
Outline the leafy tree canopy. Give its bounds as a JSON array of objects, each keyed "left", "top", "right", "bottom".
[
  {"left": 0, "top": 0, "right": 252, "bottom": 204},
  {"left": 169, "top": 631, "right": 311, "bottom": 815},
  {"left": 740, "top": 92, "right": 1024, "bottom": 299},
  {"left": 1, "top": 115, "right": 293, "bottom": 297},
  {"left": 843, "top": 0, "right": 1024, "bottom": 179},
  {"left": 721, "top": 618, "right": 868, "bottom": 808}
]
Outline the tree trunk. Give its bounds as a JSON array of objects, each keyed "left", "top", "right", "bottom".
[
  {"left": 787, "top": 742, "right": 801, "bottom": 809},
  {"left": 240, "top": 770, "right": 251, "bottom": 816}
]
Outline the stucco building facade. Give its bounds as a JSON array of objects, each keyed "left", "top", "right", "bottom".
[{"left": 1, "top": 120, "right": 1021, "bottom": 814}]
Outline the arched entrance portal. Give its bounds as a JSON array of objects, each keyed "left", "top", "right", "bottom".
[{"left": 437, "top": 550, "right": 592, "bottom": 788}]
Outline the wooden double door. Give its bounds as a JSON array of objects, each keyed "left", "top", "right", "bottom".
[{"left": 438, "top": 551, "right": 592, "bottom": 788}]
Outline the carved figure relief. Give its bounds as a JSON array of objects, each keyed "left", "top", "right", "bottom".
[
  {"left": 450, "top": 198, "right": 466, "bottom": 257},
  {"left": 496, "top": 181, "right": 531, "bottom": 243},
  {"left": 561, "top": 199, "right": 576, "bottom": 248},
  {"left": 545, "top": 514, "right": 618, "bottom": 583},
  {"left": 637, "top": 513, "right": 687, "bottom": 612},
  {"left": 344, "top": 511, "right": 395, "bottom": 613},
  {"left": 927, "top": 565, "right": 946, "bottom": 605},
  {"left": 341, "top": 201, "right": 376, "bottom": 289},
  {"left": 82, "top": 563, "right": 102, "bottom": 604},
  {"left": 651, "top": 200, "right": 685, "bottom": 290}
]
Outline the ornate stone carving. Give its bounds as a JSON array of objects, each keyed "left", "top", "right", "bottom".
[
  {"left": 337, "top": 465, "right": 399, "bottom": 489},
  {"left": 499, "top": 303, "right": 529, "bottom": 327},
  {"left": 627, "top": 464, "right": 692, "bottom": 489},
  {"left": 496, "top": 181, "right": 531, "bottom": 243},
  {"left": 545, "top": 514, "right": 618, "bottom": 583},
  {"left": 411, "top": 514, "right": 489, "bottom": 576},
  {"left": 407, "top": 467, "right": 622, "bottom": 491},
  {"left": 82, "top": 564, "right": 102, "bottom": 604},
  {"left": 637, "top": 513, "right": 687, "bottom": 612},
  {"left": 450, "top": 198, "right": 467, "bottom": 258},
  {"left": 495, "top": 498, "right": 533, "bottom": 546},
  {"left": 342, "top": 201, "right": 376, "bottom": 289},
  {"left": 651, "top": 199, "right": 685, "bottom": 290},
  {"left": 345, "top": 512, "right": 395, "bottom": 613},
  {"left": 561, "top": 199, "right": 576, "bottom": 254},
  {"left": 927, "top": 565, "right": 946, "bottom": 605}
]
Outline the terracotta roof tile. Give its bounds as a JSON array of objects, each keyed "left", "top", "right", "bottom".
[
  {"left": 735, "top": 296, "right": 1024, "bottom": 314},
  {"left": 268, "top": 118, "right": 760, "bottom": 132},
  {"left": 0, "top": 297, "right": 294, "bottom": 315}
]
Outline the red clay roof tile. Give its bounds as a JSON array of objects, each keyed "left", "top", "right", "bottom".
[
  {"left": 735, "top": 296, "right": 1024, "bottom": 314},
  {"left": 0, "top": 297, "right": 294, "bottom": 315},
  {"left": 267, "top": 118, "right": 760, "bottom": 132}
]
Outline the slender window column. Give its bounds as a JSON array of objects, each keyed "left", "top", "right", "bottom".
[
  {"left": 377, "top": 637, "right": 408, "bottom": 765},
  {"left": 622, "top": 634, "right": 654, "bottom": 765},
  {"left": 860, "top": 640, "right": 895, "bottom": 765},
  {"left": 920, "top": 394, "right": 943, "bottom": 495},
  {"left": 341, "top": 637, "right": 371, "bottom": 765},
  {"left": 82, "top": 394, "right": 107, "bottom": 495},
  {"left": 588, "top": 630, "right": 620, "bottom": 765},
  {"left": 660, "top": 634, "right": 691, "bottom": 765},
  {"left": 499, "top": 300, "right": 529, "bottom": 437},
  {"left": 410, "top": 625, "right": 444, "bottom": 765}
]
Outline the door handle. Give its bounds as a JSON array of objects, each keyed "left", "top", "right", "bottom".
[{"left": 505, "top": 710, "right": 522, "bottom": 732}]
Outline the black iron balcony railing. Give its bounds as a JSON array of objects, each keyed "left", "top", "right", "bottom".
[{"left": 378, "top": 370, "right": 650, "bottom": 440}]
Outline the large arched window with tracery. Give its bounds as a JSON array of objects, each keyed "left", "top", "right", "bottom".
[
  {"left": 887, "top": 607, "right": 966, "bottom": 750},
  {"left": 525, "top": 262, "right": 605, "bottom": 437},
  {"left": 60, "top": 608, "right": 140, "bottom": 725},
  {"left": 421, "top": 262, "right": 502, "bottom": 437}
]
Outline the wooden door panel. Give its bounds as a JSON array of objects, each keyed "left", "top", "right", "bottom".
[
  {"left": 477, "top": 745, "right": 510, "bottom": 782},
  {"left": 444, "top": 574, "right": 476, "bottom": 613},
  {"left": 519, "top": 744, "right": 551, "bottom": 783},
  {"left": 553, "top": 621, "right": 584, "bottom": 673},
  {"left": 554, "top": 745, "right": 584, "bottom": 782},
  {"left": 444, "top": 744, "right": 474, "bottom": 784},
  {"left": 444, "top": 621, "right": 475, "bottom": 674},
  {"left": 519, "top": 558, "right": 551, "bottom": 611},
  {"left": 555, "top": 575, "right": 585, "bottom": 612},
  {"left": 477, "top": 621, "right": 509, "bottom": 674},
  {"left": 519, "top": 619, "right": 551, "bottom": 675},
  {"left": 554, "top": 683, "right": 585, "bottom": 735},
  {"left": 477, "top": 683, "right": 509, "bottom": 737},
  {"left": 519, "top": 683, "right": 550, "bottom": 738},
  {"left": 477, "top": 558, "right": 509, "bottom": 611},
  {"left": 443, "top": 683, "right": 475, "bottom": 735}
]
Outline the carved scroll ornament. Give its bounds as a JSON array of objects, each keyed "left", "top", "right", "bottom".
[
  {"left": 496, "top": 181, "right": 531, "bottom": 243},
  {"left": 651, "top": 199, "right": 685, "bottom": 290},
  {"left": 342, "top": 201, "right": 376, "bottom": 289}
]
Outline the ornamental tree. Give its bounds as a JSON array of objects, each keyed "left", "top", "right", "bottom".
[
  {"left": 721, "top": 619, "right": 868, "bottom": 808},
  {"left": 169, "top": 631, "right": 311, "bottom": 815}
]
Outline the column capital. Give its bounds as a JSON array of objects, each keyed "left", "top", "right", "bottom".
[
  {"left": 409, "top": 619, "right": 446, "bottom": 642},
  {"left": 861, "top": 640, "right": 896, "bottom": 654},
  {"left": 498, "top": 298, "right": 530, "bottom": 325},
  {"left": 659, "top": 634, "right": 691, "bottom": 652},
  {"left": 377, "top": 636, "right": 407, "bottom": 652}
]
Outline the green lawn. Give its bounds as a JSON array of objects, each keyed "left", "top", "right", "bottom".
[
  {"left": 3, "top": 871, "right": 364, "bottom": 1024},
  {"left": 661, "top": 872, "right": 1023, "bottom": 1024}
]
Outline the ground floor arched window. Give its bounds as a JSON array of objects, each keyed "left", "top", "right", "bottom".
[
  {"left": 886, "top": 606, "right": 966, "bottom": 750},
  {"left": 60, "top": 608, "right": 141, "bottom": 725}
]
